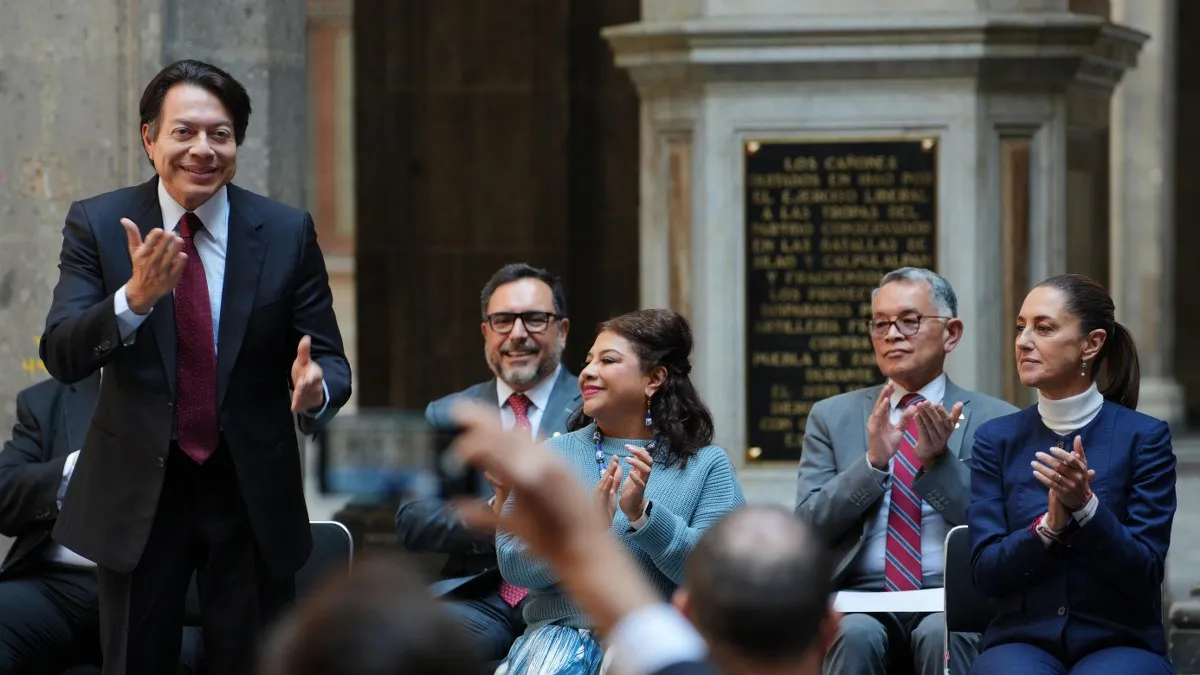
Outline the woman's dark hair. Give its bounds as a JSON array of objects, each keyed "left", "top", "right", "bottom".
[
  {"left": 569, "top": 308, "right": 715, "bottom": 468},
  {"left": 1038, "top": 274, "right": 1140, "bottom": 409},
  {"left": 139, "top": 59, "right": 253, "bottom": 164}
]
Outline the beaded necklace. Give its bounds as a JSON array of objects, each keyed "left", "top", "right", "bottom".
[{"left": 592, "top": 426, "right": 660, "bottom": 478}]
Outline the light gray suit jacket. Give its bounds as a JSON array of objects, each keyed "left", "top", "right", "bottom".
[{"left": 794, "top": 378, "right": 1017, "bottom": 589}]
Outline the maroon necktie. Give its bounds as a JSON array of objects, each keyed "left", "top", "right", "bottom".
[
  {"left": 497, "top": 392, "right": 532, "bottom": 607},
  {"left": 884, "top": 393, "right": 925, "bottom": 591},
  {"left": 174, "top": 213, "right": 220, "bottom": 464}
]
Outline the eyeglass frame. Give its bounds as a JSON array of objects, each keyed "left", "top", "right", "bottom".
[
  {"left": 866, "top": 314, "right": 954, "bottom": 339},
  {"left": 483, "top": 311, "right": 563, "bottom": 334}
]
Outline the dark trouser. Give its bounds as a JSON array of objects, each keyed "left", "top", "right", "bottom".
[
  {"left": 971, "top": 643, "right": 1174, "bottom": 674},
  {"left": 444, "top": 591, "right": 525, "bottom": 662},
  {"left": 0, "top": 566, "right": 204, "bottom": 675},
  {"left": 97, "top": 445, "right": 294, "bottom": 675},
  {"left": 824, "top": 611, "right": 979, "bottom": 675}
]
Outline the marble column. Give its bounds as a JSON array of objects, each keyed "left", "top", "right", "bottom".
[
  {"left": 607, "top": 0, "right": 1145, "bottom": 504},
  {"left": 1109, "top": 0, "right": 1185, "bottom": 428}
]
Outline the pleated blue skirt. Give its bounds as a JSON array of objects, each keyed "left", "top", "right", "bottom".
[{"left": 496, "top": 624, "right": 605, "bottom": 675}]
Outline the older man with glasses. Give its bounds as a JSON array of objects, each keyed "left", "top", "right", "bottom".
[
  {"left": 394, "top": 262, "right": 582, "bottom": 662},
  {"left": 794, "top": 267, "right": 1017, "bottom": 675}
]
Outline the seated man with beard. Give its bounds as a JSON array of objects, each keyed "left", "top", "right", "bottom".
[{"left": 395, "top": 263, "right": 581, "bottom": 662}]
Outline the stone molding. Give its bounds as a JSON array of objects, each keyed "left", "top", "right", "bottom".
[{"left": 605, "top": 12, "right": 1146, "bottom": 95}]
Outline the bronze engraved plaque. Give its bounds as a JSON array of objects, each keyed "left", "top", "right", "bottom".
[{"left": 744, "top": 138, "right": 938, "bottom": 463}]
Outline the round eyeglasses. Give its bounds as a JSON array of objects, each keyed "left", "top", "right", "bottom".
[{"left": 866, "top": 315, "right": 952, "bottom": 339}]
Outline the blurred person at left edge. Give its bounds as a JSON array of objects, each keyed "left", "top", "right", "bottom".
[{"left": 40, "top": 59, "right": 351, "bottom": 675}]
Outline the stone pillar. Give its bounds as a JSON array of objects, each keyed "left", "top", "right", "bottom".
[
  {"left": 606, "top": 0, "right": 1145, "bottom": 504},
  {"left": 1109, "top": 0, "right": 1185, "bottom": 428}
]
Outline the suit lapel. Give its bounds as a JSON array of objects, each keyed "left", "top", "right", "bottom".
[
  {"left": 125, "top": 178, "right": 179, "bottom": 396},
  {"left": 62, "top": 373, "right": 100, "bottom": 456},
  {"left": 539, "top": 368, "right": 581, "bottom": 437},
  {"left": 216, "top": 185, "right": 266, "bottom": 409},
  {"left": 942, "top": 378, "right": 974, "bottom": 458},
  {"left": 859, "top": 386, "right": 881, "bottom": 457}
]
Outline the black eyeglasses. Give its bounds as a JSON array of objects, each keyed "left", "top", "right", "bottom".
[
  {"left": 485, "top": 311, "right": 561, "bottom": 334},
  {"left": 867, "top": 315, "right": 952, "bottom": 338}
]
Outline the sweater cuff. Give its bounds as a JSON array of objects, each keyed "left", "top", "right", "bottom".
[{"left": 628, "top": 499, "right": 677, "bottom": 557}]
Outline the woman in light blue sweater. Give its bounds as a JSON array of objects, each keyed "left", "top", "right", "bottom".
[{"left": 495, "top": 308, "right": 746, "bottom": 675}]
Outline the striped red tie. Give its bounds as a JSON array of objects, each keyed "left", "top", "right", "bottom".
[
  {"left": 884, "top": 393, "right": 925, "bottom": 592},
  {"left": 497, "top": 393, "right": 532, "bottom": 607}
]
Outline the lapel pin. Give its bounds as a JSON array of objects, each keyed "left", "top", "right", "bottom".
[{"left": 552, "top": 431, "right": 561, "bottom": 437}]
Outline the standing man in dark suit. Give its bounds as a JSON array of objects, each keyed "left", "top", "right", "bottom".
[
  {"left": 0, "top": 374, "right": 204, "bottom": 674},
  {"left": 395, "top": 263, "right": 580, "bottom": 661},
  {"left": 794, "top": 268, "right": 1017, "bottom": 675},
  {"left": 40, "top": 60, "right": 351, "bottom": 675}
]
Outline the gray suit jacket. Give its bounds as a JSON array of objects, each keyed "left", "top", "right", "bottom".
[
  {"left": 423, "top": 367, "right": 581, "bottom": 440},
  {"left": 794, "top": 378, "right": 1017, "bottom": 588},
  {"left": 396, "top": 367, "right": 581, "bottom": 597}
]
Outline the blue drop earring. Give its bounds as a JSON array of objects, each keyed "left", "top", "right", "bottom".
[{"left": 644, "top": 394, "right": 653, "bottom": 428}]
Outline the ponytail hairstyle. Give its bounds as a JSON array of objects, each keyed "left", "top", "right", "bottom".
[
  {"left": 1037, "top": 274, "right": 1140, "bottom": 409},
  {"left": 568, "top": 309, "right": 714, "bottom": 468}
]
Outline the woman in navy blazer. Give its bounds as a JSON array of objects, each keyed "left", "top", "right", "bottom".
[{"left": 966, "top": 274, "right": 1176, "bottom": 674}]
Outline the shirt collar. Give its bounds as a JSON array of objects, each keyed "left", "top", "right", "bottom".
[
  {"left": 157, "top": 179, "right": 230, "bottom": 247},
  {"left": 889, "top": 372, "right": 947, "bottom": 410},
  {"left": 496, "top": 364, "right": 562, "bottom": 413}
]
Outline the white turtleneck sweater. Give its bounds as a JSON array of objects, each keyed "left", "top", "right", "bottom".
[
  {"left": 1037, "top": 382, "right": 1104, "bottom": 435},
  {"left": 1033, "top": 382, "right": 1102, "bottom": 542}
]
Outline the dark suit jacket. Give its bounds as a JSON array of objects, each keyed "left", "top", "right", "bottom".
[
  {"left": 968, "top": 403, "right": 1175, "bottom": 660},
  {"left": 396, "top": 368, "right": 581, "bottom": 596},
  {"left": 40, "top": 177, "right": 351, "bottom": 576},
  {"left": 0, "top": 375, "right": 98, "bottom": 580},
  {"left": 795, "top": 378, "right": 1018, "bottom": 588}
]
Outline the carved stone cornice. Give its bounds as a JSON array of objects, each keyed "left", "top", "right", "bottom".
[{"left": 603, "top": 12, "right": 1146, "bottom": 96}]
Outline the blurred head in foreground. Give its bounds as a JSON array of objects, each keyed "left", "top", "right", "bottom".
[
  {"left": 674, "top": 506, "right": 839, "bottom": 674},
  {"left": 258, "top": 557, "right": 489, "bottom": 675}
]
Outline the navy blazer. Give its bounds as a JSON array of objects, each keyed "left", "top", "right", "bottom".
[
  {"left": 966, "top": 402, "right": 1175, "bottom": 662},
  {"left": 40, "top": 177, "right": 351, "bottom": 576}
]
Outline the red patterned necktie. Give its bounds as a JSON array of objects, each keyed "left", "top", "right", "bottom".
[
  {"left": 884, "top": 393, "right": 925, "bottom": 592},
  {"left": 497, "top": 392, "right": 533, "bottom": 607},
  {"left": 174, "top": 212, "right": 220, "bottom": 464}
]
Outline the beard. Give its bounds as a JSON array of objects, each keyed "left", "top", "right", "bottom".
[{"left": 487, "top": 337, "right": 563, "bottom": 390}]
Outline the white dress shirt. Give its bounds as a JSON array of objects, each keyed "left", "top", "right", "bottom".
[
  {"left": 115, "top": 181, "right": 229, "bottom": 348},
  {"left": 857, "top": 373, "right": 950, "bottom": 582},
  {"left": 608, "top": 604, "right": 708, "bottom": 675},
  {"left": 496, "top": 364, "right": 562, "bottom": 439}
]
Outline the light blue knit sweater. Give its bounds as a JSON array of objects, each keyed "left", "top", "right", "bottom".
[{"left": 496, "top": 422, "right": 746, "bottom": 631}]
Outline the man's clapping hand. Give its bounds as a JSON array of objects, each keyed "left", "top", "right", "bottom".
[
  {"left": 866, "top": 383, "right": 962, "bottom": 469},
  {"left": 122, "top": 219, "right": 186, "bottom": 315}
]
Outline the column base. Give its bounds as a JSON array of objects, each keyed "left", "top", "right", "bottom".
[{"left": 1138, "top": 376, "right": 1186, "bottom": 431}]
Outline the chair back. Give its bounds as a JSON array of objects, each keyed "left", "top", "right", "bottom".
[
  {"left": 184, "top": 520, "right": 354, "bottom": 625},
  {"left": 297, "top": 520, "right": 354, "bottom": 596},
  {"left": 943, "top": 524, "right": 995, "bottom": 633}
]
